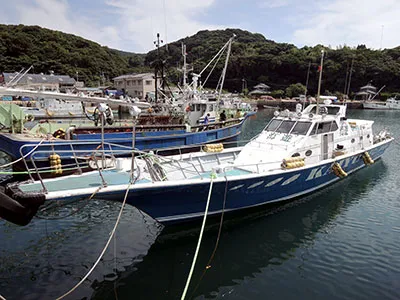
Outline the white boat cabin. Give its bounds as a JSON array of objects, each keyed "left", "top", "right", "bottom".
[{"left": 234, "top": 101, "right": 374, "bottom": 172}]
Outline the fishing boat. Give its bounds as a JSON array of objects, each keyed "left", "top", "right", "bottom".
[
  {"left": 363, "top": 97, "right": 400, "bottom": 110},
  {"left": 0, "top": 96, "right": 393, "bottom": 226},
  {"left": 0, "top": 36, "right": 254, "bottom": 172}
]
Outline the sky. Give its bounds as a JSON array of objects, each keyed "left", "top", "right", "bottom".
[{"left": 1, "top": 0, "right": 399, "bottom": 53}]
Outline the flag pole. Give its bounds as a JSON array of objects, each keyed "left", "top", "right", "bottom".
[{"left": 316, "top": 50, "right": 325, "bottom": 115}]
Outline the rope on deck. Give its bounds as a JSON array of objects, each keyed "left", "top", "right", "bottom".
[
  {"left": 181, "top": 171, "right": 215, "bottom": 300},
  {"left": 56, "top": 180, "right": 132, "bottom": 300},
  {"left": 0, "top": 137, "right": 46, "bottom": 169}
]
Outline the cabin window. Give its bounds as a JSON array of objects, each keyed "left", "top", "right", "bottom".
[
  {"left": 291, "top": 121, "right": 312, "bottom": 135},
  {"left": 317, "top": 122, "right": 332, "bottom": 134},
  {"left": 208, "top": 105, "right": 213, "bottom": 112},
  {"left": 309, "top": 106, "right": 340, "bottom": 115},
  {"left": 276, "top": 120, "right": 296, "bottom": 133},
  {"left": 311, "top": 121, "right": 337, "bottom": 135},
  {"left": 196, "top": 104, "right": 201, "bottom": 111},
  {"left": 305, "top": 150, "right": 312, "bottom": 156},
  {"left": 264, "top": 119, "right": 282, "bottom": 132}
]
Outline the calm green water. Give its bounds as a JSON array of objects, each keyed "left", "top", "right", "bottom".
[{"left": 1, "top": 109, "right": 400, "bottom": 300}]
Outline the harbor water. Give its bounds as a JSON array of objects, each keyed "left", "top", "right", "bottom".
[{"left": 1, "top": 109, "right": 400, "bottom": 299}]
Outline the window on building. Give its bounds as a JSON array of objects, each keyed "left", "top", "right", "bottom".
[
  {"left": 137, "top": 80, "right": 142, "bottom": 85},
  {"left": 145, "top": 80, "right": 152, "bottom": 85},
  {"left": 127, "top": 81, "right": 131, "bottom": 86}
]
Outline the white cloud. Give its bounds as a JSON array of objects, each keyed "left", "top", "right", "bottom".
[
  {"left": 292, "top": 0, "right": 400, "bottom": 49},
  {"left": 105, "top": 0, "right": 221, "bottom": 52},
  {"left": 8, "top": 0, "right": 123, "bottom": 49},
  {"left": 259, "top": 0, "right": 290, "bottom": 9}
]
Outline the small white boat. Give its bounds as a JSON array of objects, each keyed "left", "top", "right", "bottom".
[{"left": 363, "top": 97, "right": 400, "bottom": 110}]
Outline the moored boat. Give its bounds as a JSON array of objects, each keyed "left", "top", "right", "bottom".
[
  {"left": 0, "top": 99, "right": 393, "bottom": 226},
  {"left": 363, "top": 97, "right": 400, "bottom": 110}
]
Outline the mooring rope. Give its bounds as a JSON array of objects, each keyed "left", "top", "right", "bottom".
[
  {"left": 181, "top": 172, "right": 215, "bottom": 300},
  {"left": 190, "top": 175, "right": 229, "bottom": 298},
  {"left": 0, "top": 138, "right": 46, "bottom": 169},
  {"left": 56, "top": 182, "right": 132, "bottom": 300}
]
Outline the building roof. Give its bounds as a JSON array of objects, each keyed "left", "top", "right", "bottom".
[
  {"left": 249, "top": 89, "right": 271, "bottom": 95},
  {"left": 253, "top": 83, "right": 270, "bottom": 90},
  {"left": 3, "top": 72, "right": 76, "bottom": 85},
  {"left": 113, "top": 73, "right": 154, "bottom": 81}
]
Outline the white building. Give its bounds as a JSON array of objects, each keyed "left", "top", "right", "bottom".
[{"left": 113, "top": 73, "right": 160, "bottom": 99}]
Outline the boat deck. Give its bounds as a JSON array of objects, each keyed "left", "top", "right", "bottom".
[
  {"left": 18, "top": 166, "right": 253, "bottom": 193},
  {"left": 19, "top": 170, "right": 150, "bottom": 193}
]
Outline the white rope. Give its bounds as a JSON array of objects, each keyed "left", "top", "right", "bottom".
[
  {"left": 181, "top": 173, "right": 215, "bottom": 300},
  {"left": 56, "top": 182, "right": 131, "bottom": 300},
  {"left": 0, "top": 294, "right": 6, "bottom": 300},
  {"left": 0, "top": 138, "right": 46, "bottom": 169}
]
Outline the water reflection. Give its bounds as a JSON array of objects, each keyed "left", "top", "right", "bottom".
[{"left": 91, "top": 160, "right": 387, "bottom": 300}]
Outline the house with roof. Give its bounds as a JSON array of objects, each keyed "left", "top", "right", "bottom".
[
  {"left": 113, "top": 73, "right": 160, "bottom": 100},
  {"left": 249, "top": 83, "right": 271, "bottom": 96},
  {"left": 0, "top": 72, "right": 76, "bottom": 91},
  {"left": 355, "top": 82, "right": 378, "bottom": 100}
]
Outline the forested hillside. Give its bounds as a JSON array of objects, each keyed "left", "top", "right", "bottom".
[
  {"left": 1, "top": 25, "right": 400, "bottom": 97},
  {"left": 0, "top": 25, "right": 146, "bottom": 86}
]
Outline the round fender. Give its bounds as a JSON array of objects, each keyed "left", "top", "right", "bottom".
[
  {"left": 5, "top": 185, "right": 46, "bottom": 208},
  {"left": 0, "top": 188, "right": 35, "bottom": 226}
]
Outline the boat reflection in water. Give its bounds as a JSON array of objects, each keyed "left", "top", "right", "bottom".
[{"left": 90, "top": 160, "right": 388, "bottom": 300}]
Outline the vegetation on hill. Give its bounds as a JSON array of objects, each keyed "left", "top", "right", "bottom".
[
  {"left": 0, "top": 24, "right": 146, "bottom": 86},
  {"left": 1, "top": 25, "right": 400, "bottom": 98}
]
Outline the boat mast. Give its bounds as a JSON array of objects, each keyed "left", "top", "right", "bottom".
[
  {"left": 154, "top": 33, "right": 163, "bottom": 102},
  {"left": 217, "top": 34, "right": 235, "bottom": 100},
  {"left": 182, "top": 43, "right": 187, "bottom": 89},
  {"left": 346, "top": 57, "right": 354, "bottom": 99},
  {"left": 316, "top": 50, "right": 325, "bottom": 115},
  {"left": 304, "top": 61, "right": 311, "bottom": 110}
]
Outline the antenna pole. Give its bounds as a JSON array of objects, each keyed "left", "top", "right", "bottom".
[
  {"left": 304, "top": 61, "right": 311, "bottom": 110},
  {"left": 316, "top": 50, "right": 324, "bottom": 115}
]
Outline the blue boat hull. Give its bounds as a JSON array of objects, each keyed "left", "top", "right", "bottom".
[
  {"left": 98, "top": 141, "right": 391, "bottom": 224},
  {"left": 0, "top": 119, "right": 245, "bottom": 163}
]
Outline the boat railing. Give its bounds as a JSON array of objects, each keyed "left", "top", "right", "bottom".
[{"left": 19, "top": 140, "right": 138, "bottom": 190}]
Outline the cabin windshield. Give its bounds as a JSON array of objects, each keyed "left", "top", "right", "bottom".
[
  {"left": 264, "top": 119, "right": 282, "bottom": 132},
  {"left": 291, "top": 121, "right": 312, "bottom": 135},
  {"left": 276, "top": 120, "right": 296, "bottom": 133}
]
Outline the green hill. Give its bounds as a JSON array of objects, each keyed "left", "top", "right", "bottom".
[
  {"left": 1, "top": 24, "right": 400, "bottom": 97},
  {"left": 0, "top": 24, "right": 146, "bottom": 86}
]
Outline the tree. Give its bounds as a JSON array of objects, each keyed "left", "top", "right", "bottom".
[{"left": 285, "top": 83, "right": 306, "bottom": 98}]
